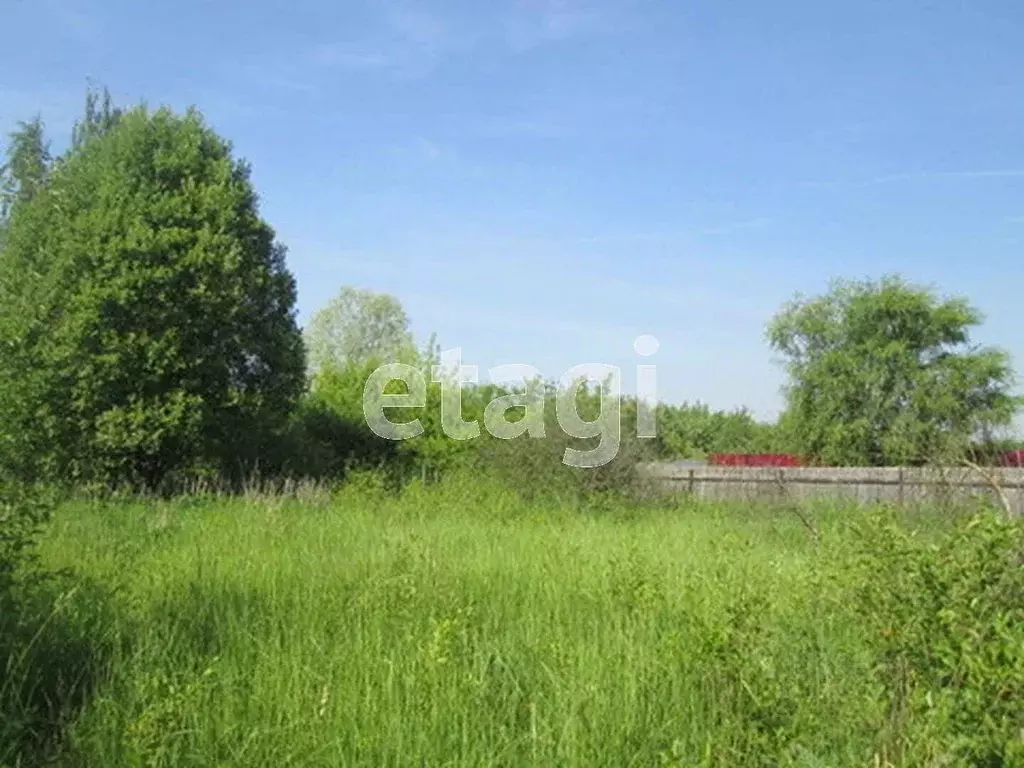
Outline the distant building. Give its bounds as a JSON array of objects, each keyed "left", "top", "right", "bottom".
[{"left": 709, "top": 454, "right": 803, "bottom": 467}]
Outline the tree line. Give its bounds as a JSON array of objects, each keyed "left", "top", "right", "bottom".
[{"left": 1, "top": 88, "right": 1020, "bottom": 494}]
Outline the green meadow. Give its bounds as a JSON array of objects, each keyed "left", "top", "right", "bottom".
[{"left": 5, "top": 477, "right": 1021, "bottom": 766}]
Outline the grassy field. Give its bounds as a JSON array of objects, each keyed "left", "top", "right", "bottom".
[{"left": 3, "top": 475, "right": 1021, "bottom": 766}]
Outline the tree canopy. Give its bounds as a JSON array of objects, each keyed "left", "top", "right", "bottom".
[
  {"left": 304, "top": 285, "right": 415, "bottom": 375},
  {"left": 767, "top": 275, "right": 1020, "bottom": 466},
  {"left": 0, "top": 117, "right": 51, "bottom": 220},
  {"left": 0, "top": 102, "right": 305, "bottom": 487}
]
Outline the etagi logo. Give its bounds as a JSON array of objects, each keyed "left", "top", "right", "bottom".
[{"left": 361, "top": 335, "right": 660, "bottom": 468}]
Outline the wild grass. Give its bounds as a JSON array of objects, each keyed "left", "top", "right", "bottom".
[{"left": 2, "top": 474, "right": 1020, "bottom": 766}]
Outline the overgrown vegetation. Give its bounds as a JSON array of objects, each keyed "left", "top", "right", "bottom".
[
  {"left": 0, "top": 482, "right": 1020, "bottom": 766},
  {"left": 2, "top": 86, "right": 1023, "bottom": 765},
  {"left": 840, "top": 509, "right": 1024, "bottom": 765}
]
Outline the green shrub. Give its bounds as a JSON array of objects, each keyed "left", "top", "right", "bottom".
[
  {"left": 655, "top": 402, "right": 785, "bottom": 459},
  {"left": 277, "top": 390, "right": 403, "bottom": 483},
  {"left": 473, "top": 385, "right": 657, "bottom": 505},
  {"left": 839, "top": 507, "right": 1024, "bottom": 765}
]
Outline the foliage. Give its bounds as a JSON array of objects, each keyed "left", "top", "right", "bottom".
[
  {"left": 277, "top": 393, "right": 398, "bottom": 482},
  {"left": 0, "top": 116, "right": 51, "bottom": 220},
  {"left": 0, "top": 102, "right": 305, "bottom": 489},
  {"left": 71, "top": 85, "right": 123, "bottom": 151},
  {"left": 304, "top": 285, "right": 415, "bottom": 377},
  {"left": 286, "top": 359, "right": 411, "bottom": 482},
  {"left": 303, "top": 335, "right": 657, "bottom": 498},
  {"left": 768, "top": 275, "right": 1020, "bottom": 466},
  {"left": 839, "top": 508, "right": 1024, "bottom": 765},
  {"left": 654, "top": 402, "right": 784, "bottom": 459},
  {"left": 474, "top": 384, "right": 658, "bottom": 504},
  {"left": 0, "top": 480, "right": 53, "bottom": 621}
]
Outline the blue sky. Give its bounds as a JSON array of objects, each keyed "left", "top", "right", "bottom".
[{"left": 3, "top": 0, "right": 1023, "bottom": 422}]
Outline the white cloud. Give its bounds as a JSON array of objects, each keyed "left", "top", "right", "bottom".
[
  {"left": 227, "top": 1, "right": 612, "bottom": 97},
  {"left": 310, "top": 0, "right": 606, "bottom": 75},
  {"left": 502, "top": 0, "right": 604, "bottom": 50},
  {"left": 300, "top": 3, "right": 451, "bottom": 80}
]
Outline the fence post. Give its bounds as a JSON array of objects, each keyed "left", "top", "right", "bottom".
[
  {"left": 688, "top": 468, "right": 695, "bottom": 495},
  {"left": 898, "top": 467, "right": 905, "bottom": 507}
]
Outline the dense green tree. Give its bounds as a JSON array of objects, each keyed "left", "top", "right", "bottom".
[
  {"left": 0, "top": 117, "right": 51, "bottom": 220},
  {"left": 767, "top": 275, "right": 1020, "bottom": 466},
  {"left": 304, "top": 286, "right": 415, "bottom": 376},
  {"left": 0, "top": 104, "right": 305, "bottom": 487}
]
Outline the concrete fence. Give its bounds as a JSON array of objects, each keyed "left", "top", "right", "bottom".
[{"left": 639, "top": 463, "right": 1024, "bottom": 516}]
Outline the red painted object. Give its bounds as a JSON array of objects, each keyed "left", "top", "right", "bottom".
[
  {"left": 1000, "top": 450, "right": 1024, "bottom": 467},
  {"left": 709, "top": 453, "right": 803, "bottom": 467}
]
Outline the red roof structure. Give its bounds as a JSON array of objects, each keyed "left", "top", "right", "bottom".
[{"left": 708, "top": 453, "right": 803, "bottom": 467}]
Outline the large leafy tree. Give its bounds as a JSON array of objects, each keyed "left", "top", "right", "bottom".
[
  {"left": 304, "top": 286, "right": 414, "bottom": 376},
  {"left": 767, "top": 275, "right": 1020, "bottom": 466},
  {"left": 0, "top": 103, "right": 305, "bottom": 487}
]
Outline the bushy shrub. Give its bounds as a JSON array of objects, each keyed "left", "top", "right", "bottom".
[
  {"left": 655, "top": 402, "right": 785, "bottom": 459},
  {"left": 302, "top": 356, "right": 460, "bottom": 483},
  {"left": 838, "top": 507, "right": 1024, "bottom": 765},
  {"left": 298, "top": 361, "right": 657, "bottom": 500},
  {"left": 473, "top": 384, "right": 658, "bottom": 504}
]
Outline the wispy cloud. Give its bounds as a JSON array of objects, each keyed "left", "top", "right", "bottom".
[
  {"left": 414, "top": 137, "right": 442, "bottom": 162},
  {"left": 799, "top": 170, "right": 1024, "bottom": 189},
  {"left": 307, "top": 0, "right": 606, "bottom": 79},
  {"left": 699, "top": 217, "right": 773, "bottom": 236},
  {"left": 308, "top": 45, "right": 395, "bottom": 72},
  {"left": 502, "top": 0, "right": 605, "bottom": 50},
  {"left": 867, "top": 170, "right": 1024, "bottom": 184},
  {"left": 572, "top": 217, "right": 773, "bottom": 244},
  {"left": 374, "top": 136, "right": 451, "bottom": 166},
  {"left": 324, "top": 2, "right": 455, "bottom": 79},
  {"left": 381, "top": 2, "right": 448, "bottom": 52},
  {"left": 470, "top": 116, "right": 573, "bottom": 139},
  {"left": 227, "top": 2, "right": 610, "bottom": 99}
]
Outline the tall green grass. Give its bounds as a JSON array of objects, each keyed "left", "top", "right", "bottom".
[{"left": 3, "top": 476, "right": 1020, "bottom": 766}]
